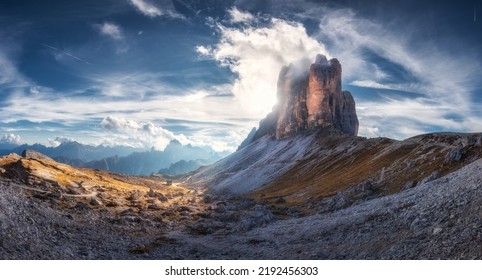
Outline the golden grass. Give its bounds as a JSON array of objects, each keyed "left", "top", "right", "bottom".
[
  {"left": 251, "top": 134, "right": 482, "bottom": 207},
  {"left": 0, "top": 153, "right": 199, "bottom": 212}
]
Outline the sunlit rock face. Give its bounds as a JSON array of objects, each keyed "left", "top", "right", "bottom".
[{"left": 251, "top": 54, "right": 358, "bottom": 142}]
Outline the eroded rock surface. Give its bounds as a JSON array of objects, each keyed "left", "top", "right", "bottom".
[{"left": 251, "top": 54, "right": 358, "bottom": 142}]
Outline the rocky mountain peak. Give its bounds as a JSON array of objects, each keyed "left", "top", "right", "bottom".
[
  {"left": 247, "top": 54, "right": 358, "bottom": 144},
  {"left": 314, "top": 53, "right": 330, "bottom": 65}
]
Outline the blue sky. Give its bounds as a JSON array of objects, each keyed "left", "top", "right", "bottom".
[{"left": 0, "top": 0, "right": 481, "bottom": 152}]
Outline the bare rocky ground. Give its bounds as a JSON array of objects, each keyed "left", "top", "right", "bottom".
[{"left": 1, "top": 156, "right": 481, "bottom": 259}]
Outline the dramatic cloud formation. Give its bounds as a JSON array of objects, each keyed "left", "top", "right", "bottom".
[
  {"left": 199, "top": 5, "right": 482, "bottom": 140},
  {"left": 99, "top": 115, "right": 244, "bottom": 152},
  {"left": 1, "top": 1, "right": 481, "bottom": 151},
  {"left": 197, "top": 8, "right": 328, "bottom": 115},
  {"left": 310, "top": 7, "right": 482, "bottom": 138},
  {"left": 0, "top": 70, "right": 253, "bottom": 152}
]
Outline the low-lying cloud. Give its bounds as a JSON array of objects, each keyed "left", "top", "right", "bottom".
[
  {"left": 1, "top": 133, "right": 21, "bottom": 145},
  {"left": 101, "top": 116, "right": 178, "bottom": 150},
  {"left": 48, "top": 136, "right": 75, "bottom": 147}
]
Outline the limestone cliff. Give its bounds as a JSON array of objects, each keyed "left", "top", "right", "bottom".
[{"left": 249, "top": 54, "right": 358, "bottom": 143}]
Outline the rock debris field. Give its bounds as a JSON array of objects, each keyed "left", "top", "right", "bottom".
[{"left": 1, "top": 156, "right": 481, "bottom": 259}]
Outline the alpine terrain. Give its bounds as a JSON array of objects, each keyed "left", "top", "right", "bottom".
[{"left": 1, "top": 55, "right": 481, "bottom": 259}]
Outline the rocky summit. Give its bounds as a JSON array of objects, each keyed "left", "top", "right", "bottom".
[{"left": 251, "top": 54, "right": 358, "bottom": 142}]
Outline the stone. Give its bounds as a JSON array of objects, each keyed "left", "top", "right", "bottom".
[
  {"left": 250, "top": 54, "right": 358, "bottom": 142},
  {"left": 147, "top": 188, "right": 156, "bottom": 197},
  {"left": 73, "top": 202, "right": 91, "bottom": 211},
  {"left": 47, "top": 190, "right": 62, "bottom": 199},
  {"left": 422, "top": 171, "right": 441, "bottom": 184},
  {"left": 238, "top": 204, "right": 275, "bottom": 231},
  {"left": 127, "top": 191, "right": 142, "bottom": 201},
  {"left": 275, "top": 196, "right": 286, "bottom": 203},
  {"left": 21, "top": 150, "right": 55, "bottom": 162},
  {"left": 157, "top": 194, "right": 168, "bottom": 202},
  {"left": 347, "top": 180, "right": 374, "bottom": 199},
  {"left": 403, "top": 180, "right": 417, "bottom": 190},
  {"left": 202, "top": 195, "right": 213, "bottom": 203},
  {"left": 90, "top": 198, "right": 102, "bottom": 206},
  {"left": 148, "top": 204, "right": 161, "bottom": 210},
  {"left": 445, "top": 147, "right": 466, "bottom": 162},
  {"left": 105, "top": 201, "right": 119, "bottom": 207},
  {"left": 318, "top": 192, "right": 354, "bottom": 213},
  {"left": 214, "top": 205, "right": 226, "bottom": 213},
  {"left": 433, "top": 227, "right": 443, "bottom": 235}
]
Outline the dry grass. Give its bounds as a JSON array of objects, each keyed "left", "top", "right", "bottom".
[
  {"left": 0, "top": 153, "right": 203, "bottom": 214},
  {"left": 251, "top": 133, "right": 482, "bottom": 207}
]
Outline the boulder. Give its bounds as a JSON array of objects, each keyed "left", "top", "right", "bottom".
[
  {"left": 21, "top": 150, "right": 55, "bottom": 162},
  {"left": 445, "top": 147, "right": 466, "bottom": 163}
]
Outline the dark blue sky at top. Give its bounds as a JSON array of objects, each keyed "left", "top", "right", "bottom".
[
  {"left": 2, "top": 0, "right": 478, "bottom": 91},
  {"left": 1, "top": 0, "right": 231, "bottom": 90},
  {"left": 0, "top": 0, "right": 481, "bottom": 150}
]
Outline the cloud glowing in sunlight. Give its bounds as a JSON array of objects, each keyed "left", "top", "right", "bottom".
[{"left": 197, "top": 8, "right": 328, "bottom": 116}]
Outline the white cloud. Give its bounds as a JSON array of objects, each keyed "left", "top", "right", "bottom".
[
  {"left": 95, "top": 22, "right": 129, "bottom": 53},
  {"left": 99, "top": 116, "right": 239, "bottom": 152},
  {"left": 0, "top": 72, "right": 254, "bottom": 139},
  {"left": 101, "top": 116, "right": 141, "bottom": 131},
  {"left": 308, "top": 7, "right": 482, "bottom": 139},
  {"left": 98, "top": 22, "right": 124, "bottom": 40},
  {"left": 128, "top": 0, "right": 184, "bottom": 19},
  {"left": 8, "top": 4, "right": 480, "bottom": 150},
  {"left": 316, "top": 8, "right": 480, "bottom": 101},
  {"left": 129, "top": 0, "right": 162, "bottom": 17},
  {"left": 1, "top": 133, "right": 21, "bottom": 145},
  {"left": 228, "top": 7, "right": 256, "bottom": 24},
  {"left": 350, "top": 80, "right": 407, "bottom": 91},
  {"left": 101, "top": 116, "right": 181, "bottom": 150},
  {"left": 198, "top": 12, "right": 328, "bottom": 116},
  {"left": 224, "top": 1, "right": 481, "bottom": 139},
  {"left": 195, "top": 45, "right": 211, "bottom": 56},
  {"left": 48, "top": 136, "right": 75, "bottom": 147},
  {"left": 97, "top": 113, "right": 245, "bottom": 152}
]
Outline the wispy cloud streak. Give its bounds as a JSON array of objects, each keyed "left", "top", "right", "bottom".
[{"left": 41, "top": 43, "right": 91, "bottom": 65}]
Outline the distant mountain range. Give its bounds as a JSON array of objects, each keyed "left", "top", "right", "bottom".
[
  {"left": 158, "top": 159, "right": 208, "bottom": 175},
  {"left": 0, "top": 139, "right": 229, "bottom": 176},
  {"left": 79, "top": 140, "right": 227, "bottom": 176},
  {"left": 0, "top": 141, "right": 143, "bottom": 162}
]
